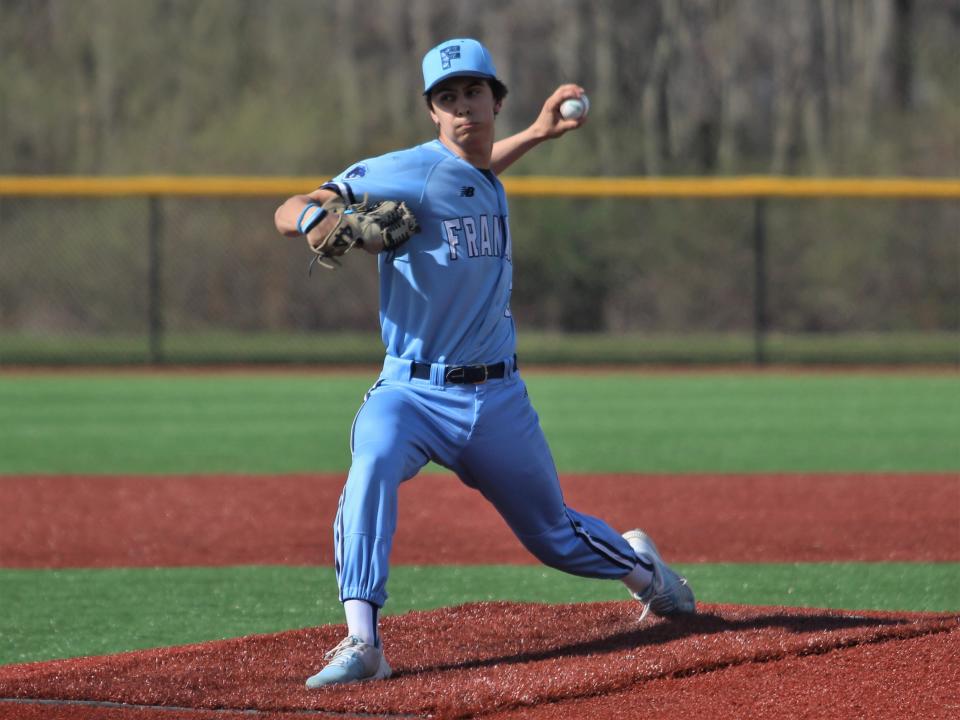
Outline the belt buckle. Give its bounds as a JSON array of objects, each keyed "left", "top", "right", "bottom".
[{"left": 445, "top": 364, "right": 488, "bottom": 384}]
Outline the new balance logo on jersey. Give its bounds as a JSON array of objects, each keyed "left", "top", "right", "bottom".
[
  {"left": 441, "top": 214, "right": 512, "bottom": 262},
  {"left": 459, "top": 186, "right": 475, "bottom": 197}
]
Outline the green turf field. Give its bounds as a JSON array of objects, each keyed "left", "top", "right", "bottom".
[
  {"left": 1, "top": 373, "right": 958, "bottom": 473},
  {"left": 1, "top": 563, "right": 956, "bottom": 666},
  {"left": 3, "top": 330, "right": 957, "bottom": 365},
  {"left": 1, "top": 372, "right": 958, "bottom": 666}
]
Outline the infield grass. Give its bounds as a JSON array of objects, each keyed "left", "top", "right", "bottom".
[
  {"left": 1, "top": 372, "right": 958, "bottom": 473},
  {"left": 1, "top": 563, "right": 957, "bottom": 666}
]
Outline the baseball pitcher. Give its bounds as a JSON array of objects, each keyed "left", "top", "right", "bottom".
[{"left": 273, "top": 37, "right": 695, "bottom": 688}]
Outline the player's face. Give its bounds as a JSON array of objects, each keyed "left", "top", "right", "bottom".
[{"left": 429, "top": 78, "right": 502, "bottom": 161}]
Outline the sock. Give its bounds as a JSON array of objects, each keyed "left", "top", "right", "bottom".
[
  {"left": 344, "top": 599, "right": 378, "bottom": 645},
  {"left": 621, "top": 562, "right": 654, "bottom": 597}
]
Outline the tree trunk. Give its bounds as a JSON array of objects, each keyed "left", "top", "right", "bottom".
[{"left": 892, "top": 0, "right": 914, "bottom": 110}]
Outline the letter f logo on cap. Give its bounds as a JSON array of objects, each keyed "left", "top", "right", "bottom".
[
  {"left": 422, "top": 38, "right": 499, "bottom": 94},
  {"left": 440, "top": 45, "right": 461, "bottom": 70}
]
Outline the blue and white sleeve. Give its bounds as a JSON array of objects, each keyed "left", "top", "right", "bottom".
[{"left": 321, "top": 149, "right": 431, "bottom": 211}]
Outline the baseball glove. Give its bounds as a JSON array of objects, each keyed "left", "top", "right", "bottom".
[{"left": 307, "top": 194, "right": 420, "bottom": 272}]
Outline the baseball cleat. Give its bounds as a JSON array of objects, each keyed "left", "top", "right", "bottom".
[
  {"left": 305, "top": 635, "right": 391, "bottom": 688},
  {"left": 623, "top": 529, "right": 696, "bottom": 620}
]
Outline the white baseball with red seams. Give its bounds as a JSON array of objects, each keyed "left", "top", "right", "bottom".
[{"left": 560, "top": 94, "right": 589, "bottom": 120}]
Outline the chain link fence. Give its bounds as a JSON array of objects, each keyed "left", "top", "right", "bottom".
[{"left": 1, "top": 179, "right": 957, "bottom": 365}]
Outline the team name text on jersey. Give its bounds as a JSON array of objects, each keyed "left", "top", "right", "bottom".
[{"left": 441, "top": 215, "right": 512, "bottom": 261}]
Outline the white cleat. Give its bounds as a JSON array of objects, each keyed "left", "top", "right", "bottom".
[
  {"left": 305, "top": 635, "right": 392, "bottom": 688},
  {"left": 623, "top": 529, "right": 696, "bottom": 621}
]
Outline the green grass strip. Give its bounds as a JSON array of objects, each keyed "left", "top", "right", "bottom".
[
  {"left": 529, "top": 374, "right": 960, "bottom": 472},
  {"left": 2, "top": 331, "right": 958, "bottom": 365},
  {"left": 1, "top": 373, "right": 957, "bottom": 473},
  {"left": 1, "top": 563, "right": 956, "bottom": 666}
]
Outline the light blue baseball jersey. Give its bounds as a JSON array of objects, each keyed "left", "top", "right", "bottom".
[
  {"left": 324, "top": 140, "right": 515, "bottom": 365},
  {"left": 324, "top": 138, "right": 646, "bottom": 613}
]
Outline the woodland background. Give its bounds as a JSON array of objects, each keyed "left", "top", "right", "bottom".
[{"left": 0, "top": 0, "right": 958, "bottom": 361}]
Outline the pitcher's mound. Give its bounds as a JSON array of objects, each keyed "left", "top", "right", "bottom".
[{"left": 1, "top": 601, "right": 956, "bottom": 720}]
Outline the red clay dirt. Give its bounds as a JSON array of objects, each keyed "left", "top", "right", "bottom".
[
  {"left": 1, "top": 602, "right": 957, "bottom": 720},
  {"left": 481, "top": 621, "right": 960, "bottom": 720},
  {"left": 2, "top": 472, "right": 958, "bottom": 719},
  {"left": 2, "top": 472, "right": 957, "bottom": 567}
]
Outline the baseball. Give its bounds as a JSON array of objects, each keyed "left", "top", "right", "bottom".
[{"left": 559, "top": 95, "right": 589, "bottom": 120}]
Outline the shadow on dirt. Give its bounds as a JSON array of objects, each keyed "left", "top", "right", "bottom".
[{"left": 396, "top": 608, "right": 917, "bottom": 678}]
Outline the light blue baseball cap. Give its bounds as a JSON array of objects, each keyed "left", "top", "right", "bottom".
[{"left": 422, "top": 38, "right": 499, "bottom": 94}]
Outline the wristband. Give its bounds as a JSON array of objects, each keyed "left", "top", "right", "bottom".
[{"left": 297, "top": 203, "right": 327, "bottom": 235}]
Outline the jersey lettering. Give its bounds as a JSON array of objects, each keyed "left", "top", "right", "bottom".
[
  {"left": 463, "top": 216, "right": 479, "bottom": 257},
  {"left": 443, "top": 218, "right": 462, "bottom": 260},
  {"left": 443, "top": 214, "right": 510, "bottom": 260},
  {"left": 479, "top": 214, "right": 492, "bottom": 255},
  {"left": 478, "top": 215, "right": 492, "bottom": 256},
  {"left": 442, "top": 215, "right": 512, "bottom": 262}
]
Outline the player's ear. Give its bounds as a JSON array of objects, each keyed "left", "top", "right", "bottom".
[
  {"left": 424, "top": 92, "right": 439, "bottom": 126},
  {"left": 493, "top": 99, "right": 503, "bottom": 116}
]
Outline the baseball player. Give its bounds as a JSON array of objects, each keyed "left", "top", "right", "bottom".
[{"left": 274, "top": 38, "right": 695, "bottom": 688}]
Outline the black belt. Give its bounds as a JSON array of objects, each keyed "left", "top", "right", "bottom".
[{"left": 411, "top": 359, "right": 512, "bottom": 384}]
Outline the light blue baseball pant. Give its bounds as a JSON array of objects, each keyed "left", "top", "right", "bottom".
[{"left": 334, "top": 355, "right": 643, "bottom": 607}]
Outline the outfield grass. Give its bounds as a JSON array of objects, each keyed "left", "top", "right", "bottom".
[
  {"left": 0, "top": 330, "right": 960, "bottom": 365},
  {"left": 2, "top": 563, "right": 957, "bottom": 666},
  {"left": 2, "top": 330, "right": 958, "bottom": 365},
  {"left": 1, "top": 373, "right": 958, "bottom": 473}
]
